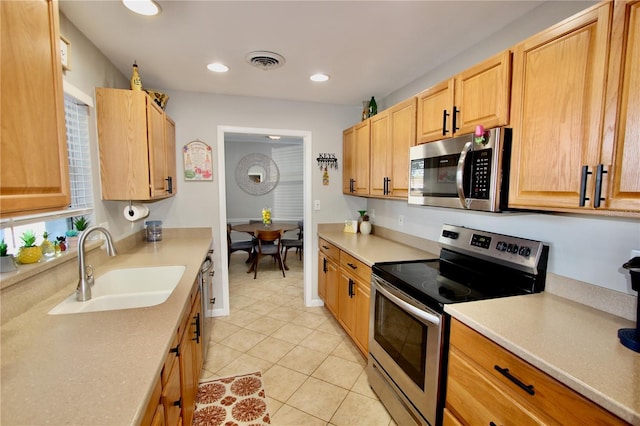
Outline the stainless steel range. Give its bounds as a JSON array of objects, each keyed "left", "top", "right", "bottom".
[{"left": 367, "top": 224, "right": 549, "bottom": 426}]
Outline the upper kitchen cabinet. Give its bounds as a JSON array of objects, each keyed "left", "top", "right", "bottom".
[
  {"left": 416, "top": 50, "right": 511, "bottom": 144},
  {"left": 508, "top": 2, "right": 640, "bottom": 215},
  {"left": 343, "top": 120, "right": 370, "bottom": 196},
  {"left": 96, "top": 88, "right": 177, "bottom": 201},
  {"left": 600, "top": 0, "right": 640, "bottom": 212},
  {"left": 0, "top": 0, "right": 70, "bottom": 217},
  {"left": 370, "top": 97, "right": 417, "bottom": 198}
]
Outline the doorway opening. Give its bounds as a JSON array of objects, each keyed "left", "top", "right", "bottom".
[{"left": 215, "top": 126, "right": 315, "bottom": 316}]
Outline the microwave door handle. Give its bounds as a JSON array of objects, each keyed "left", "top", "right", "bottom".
[
  {"left": 375, "top": 280, "right": 441, "bottom": 326},
  {"left": 456, "top": 141, "right": 473, "bottom": 208}
]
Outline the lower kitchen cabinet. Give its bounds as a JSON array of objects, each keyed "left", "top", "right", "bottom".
[
  {"left": 446, "top": 318, "right": 627, "bottom": 425},
  {"left": 142, "top": 281, "right": 203, "bottom": 426},
  {"left": 318, "top": 238, "right": 371, "bottom": 357}
]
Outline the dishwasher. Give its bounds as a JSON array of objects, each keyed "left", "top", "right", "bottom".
[{"left": 199, "top": 249, "right": 214, "bottom": 360}]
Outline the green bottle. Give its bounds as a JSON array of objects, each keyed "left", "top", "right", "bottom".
[{"left": 369, "top": 96, "right": 377, "bottom": 116}]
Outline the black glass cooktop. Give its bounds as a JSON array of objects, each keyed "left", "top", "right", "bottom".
[{"left": 372, "top": 252, "right": 538, "bottom": 312}]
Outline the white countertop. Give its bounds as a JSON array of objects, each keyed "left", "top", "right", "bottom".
[
  {"left": 317, "top": 230, "right": 438, "bottom": 265},
  {"left": 445, "top": 293, "right": 640, "bottom": 424},
  {"left": 0, "top": 229, "right": 213, "bottom": 425}
]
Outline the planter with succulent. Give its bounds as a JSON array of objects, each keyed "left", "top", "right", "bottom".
[
  {"left": 0, "top": 239, "right": 17, "bottom": 273},
  {"left": 16, "top": 230, "right": 42, "bottom": 264},
  {"left": 357, "top": 210, "right": 367, "bottom": 232},
  {"left": 40, "top": 231, "right": 56, "bottom": 257}
]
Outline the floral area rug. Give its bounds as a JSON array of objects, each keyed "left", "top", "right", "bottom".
[{"left": 193, "top": 371, "right": 271, "bottom": 426}]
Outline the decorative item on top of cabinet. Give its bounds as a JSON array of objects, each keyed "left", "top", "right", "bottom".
[
  {"left": 0, "top": 0, "right": 71, "bottom": 217},
  {"left": 416, "top": 50, "right": 511, "bottom": 144},
  {"left": 130, "top": 61, "right": 143, "bottom": 91},
  {"left": 96, "top": 88, "right": 177, "bottom": 200},
  {"left": 370, "top": 97, "right": 417, "bottom": 198},
  {"left": 508, "top": 2, "right": 639, "bottom": 216}
]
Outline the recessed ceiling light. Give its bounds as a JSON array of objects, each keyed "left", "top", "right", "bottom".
[
  {"left": 267, "top": 135, "right": 281, "bottom": 140},
  {"left": 310, "top": 73, "right": 330, "bottom": 82},
  {"left": 207, "top": 63, "right": 229, "bottom": 73},
  {"left": 122, "top": 0, "right": 161, "bottom": 16}
]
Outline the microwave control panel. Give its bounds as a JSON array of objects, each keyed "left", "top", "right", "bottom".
[{"left": 469, "top": 149, "right": 492, "bottom": 199}]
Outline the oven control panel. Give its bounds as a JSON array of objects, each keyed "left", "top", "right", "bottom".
[{"left": 439, "top": 224, "right": 548, "bottom": 274}]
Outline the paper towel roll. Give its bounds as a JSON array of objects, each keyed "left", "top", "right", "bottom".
[{"left": 123, "top": 204, "right": 149, "bottom": 222}]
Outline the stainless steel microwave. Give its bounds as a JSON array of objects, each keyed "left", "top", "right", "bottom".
[{"left": 408, "top": 127, "right": 512, "bottom": 212}]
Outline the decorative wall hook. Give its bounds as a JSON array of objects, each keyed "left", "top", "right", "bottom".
[{"left": 316, "top": 153, "right": 338, "bottom": 170}]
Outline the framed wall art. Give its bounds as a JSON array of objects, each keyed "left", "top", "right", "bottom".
[
  {"left": 183, "top": 140, "right": 213, "bottom": 181},
  {"left": 60, "top": 35, "right": 70, "bottom": 71}
]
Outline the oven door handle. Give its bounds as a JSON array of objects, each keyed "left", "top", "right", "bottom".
[
  {"left": 456, "top": 141, "right": 472, "bottom": 209},
  {"left": 375, "top": 280, "right": 441, "bottom": 326}
]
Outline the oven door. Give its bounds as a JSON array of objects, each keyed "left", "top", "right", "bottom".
[{"left": 367, "top": 274, "right": 443, "bottom": 426}]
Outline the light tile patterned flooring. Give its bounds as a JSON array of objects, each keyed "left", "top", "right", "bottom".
[{"left": 200, "top": 251, "right": 396, "bottom": 425}]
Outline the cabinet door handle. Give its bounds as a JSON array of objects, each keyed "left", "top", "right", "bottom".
[
  {"left": 452, "top": 106, "right": 459, "bottom": 133},
  {"left": 348, "top": 278, "right": 355, "bottom": 298},
  {"left": 166, "top": 176, "right": 173, "bottom": 194},
  {"left": 494, "top": 365, "right": 535, "bottom": 395},
  {"left": 593, "top": 164, "right": 607, "bottom": 208},
  {"left": 442, "top": 109, "right": 450, "bottom": 135},
  {"left": 192, "top": 313, "right": 201, "bottom": 343},
  {"left": 323, "top": 257, "right": 327, "bottom": 273},
  {"left": 173, "top": 398, "right": 182, "bottom": 408},
  {"left": 169, "top": 344, "right": 180, "bottom": 356},
  {"left": 579, "top": 165, "right": 591, "bottom": 206}
]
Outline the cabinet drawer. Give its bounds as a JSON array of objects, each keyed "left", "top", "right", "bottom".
[
  {"left": 447, "top": 347, "right": 543, "bottom": 425},
  {"left": 449, "top": 319, "right": 626, "bottom": 425},
  {"left": 319, "top": 238, "right": 340, "bottom": 262},
  {"left": 340, "top": 252, "right": 371, "bottom": 283}
]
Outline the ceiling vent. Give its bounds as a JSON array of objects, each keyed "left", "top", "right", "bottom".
[{"left": 246, "top": 51, "right": 286, "bottom": 71}]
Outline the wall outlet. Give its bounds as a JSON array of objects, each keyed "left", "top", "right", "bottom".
[
  {"left": 371, "top": 209, "right": 376, "bottom": 219},
  {"left": 314, "top": 200, "right": 321, "bottom": 210},
  {"left": 631, "top": 249, "right": 640, "bottom": 259},
  {"left": 399, "top": 215, "right": 404, "bottom": 226}
]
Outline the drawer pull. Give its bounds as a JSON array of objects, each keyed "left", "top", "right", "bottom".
[
  {"left": 494, "top": 365, "right": 535, "bottom": 395},
  {"left": 347, "top": 262, "right": 358, "bottom": 270}
]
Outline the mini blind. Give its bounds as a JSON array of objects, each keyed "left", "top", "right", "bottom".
[
  {"left": 64, "top": 93, "right": 93, "bottom": 210},
  {"left": 272, "top": 144, "right": 303, "bottom": 221}
]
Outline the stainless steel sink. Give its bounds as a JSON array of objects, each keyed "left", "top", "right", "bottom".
[{"left": 48, "top": 265, "right": 186, "bottom": 315}]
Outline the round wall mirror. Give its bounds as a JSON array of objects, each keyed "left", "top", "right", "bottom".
[{"left": 235, "top": 153, "right": 279, "bottom": 195}]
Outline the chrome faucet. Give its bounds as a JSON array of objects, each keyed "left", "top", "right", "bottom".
[{"left": 76, "top": 226, "right": 117, "bottom": 301}]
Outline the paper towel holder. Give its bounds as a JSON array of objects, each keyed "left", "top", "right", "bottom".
[{"left": 127, "top": 201, "right": 135, "bottom": 218}]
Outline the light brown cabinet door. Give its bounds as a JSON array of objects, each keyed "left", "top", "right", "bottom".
[
  {"left": 149, "top": 101, "right": 167, "bottom": 198},
  {"left": 369, "top": 111, "right": 390, "bottom": 197},
  {"left": 455, "top": 50, "right": 511, "bottom": 135},
  {"left": 161, "top": 356, "right": 182, "bottom": 426},
  {"left": 321, "top": 253, "right": 339, "bottom": 317},
  {"left": 370, "top": 97, "right": 416, "bottom": 199},
  {"left": 353, "top": 278, "right": 370, "bottom": 355},
  {"left": 165, "top": 117, "right": 177, "bottom": 196},
  {"left": 338, "top": 272, "right": 357, "bottom": 336},
  {"left": 342, "top": 127, "right": 355, "bottom": 194},
  {"left": 179, "top": 309, "right": 196, "bottom": 426},
  {"left": 0, "top": 0, "right": 70, "bottom": 216},
  {"left": 353, "top": 121, "right": 370, "bottom": 195},
  {"left": 602, "top": 0, "right": 640, "bottom": 212},
  {"left": 417, "top": 80, "right": 454, "bottom": 144},
  {"left": 508, "top": 3, "right": 611, "bottom": 211}
]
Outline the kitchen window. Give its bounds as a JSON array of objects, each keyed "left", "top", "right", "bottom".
[{"left": 0, "top": 89, "right": 95, "bottom": 253}]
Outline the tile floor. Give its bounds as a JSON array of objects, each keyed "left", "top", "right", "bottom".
[{"left": 200, "top": 251, "right": 397, "bottom": 426}]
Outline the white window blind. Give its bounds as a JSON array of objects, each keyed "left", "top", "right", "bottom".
[
  {"left": 272, "top": 145, "right": 303, "bottom": 221},
  {"left": 64, "top": 93, "right": 93, "bottom": 210}
]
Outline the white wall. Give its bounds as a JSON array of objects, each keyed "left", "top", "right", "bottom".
[{"left": 375, "top": 0, "right": 639, "bottom": 297}]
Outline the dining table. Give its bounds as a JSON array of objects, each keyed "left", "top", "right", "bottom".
[{"left": 231, "top": 221, "right": 300, "bottom": 271}]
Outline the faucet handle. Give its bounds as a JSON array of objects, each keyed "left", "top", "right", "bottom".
[{"left": 85, "top": 264, "right": 95, "bottom": 287}]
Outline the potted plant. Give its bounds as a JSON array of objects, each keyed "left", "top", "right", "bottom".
[
  {"left": 16, "top": 230, "right": 42, "bottom": 264},
  {"left": 360, "top": 214, "right": 372, "bottom": 235},
  {"left": 73, "top": 216, "right": 90, "bottom": 232},
  {"left": 0, "top": 239, "right": 17, "bottom": 272}
]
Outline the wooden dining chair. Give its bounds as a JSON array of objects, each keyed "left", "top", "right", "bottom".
[
  {"left": 281, "top": 220, "right": 303, "bottom": 264},
  {"left": 250, "top": 229, "right": 285, "bottom": 279},
  {"left": 227, "top": 224, "right": 256, "bottom": 265}
]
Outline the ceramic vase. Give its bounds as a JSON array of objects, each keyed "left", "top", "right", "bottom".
[{"left": 360, "top": 220, "right": 372, "bottom": 235}]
